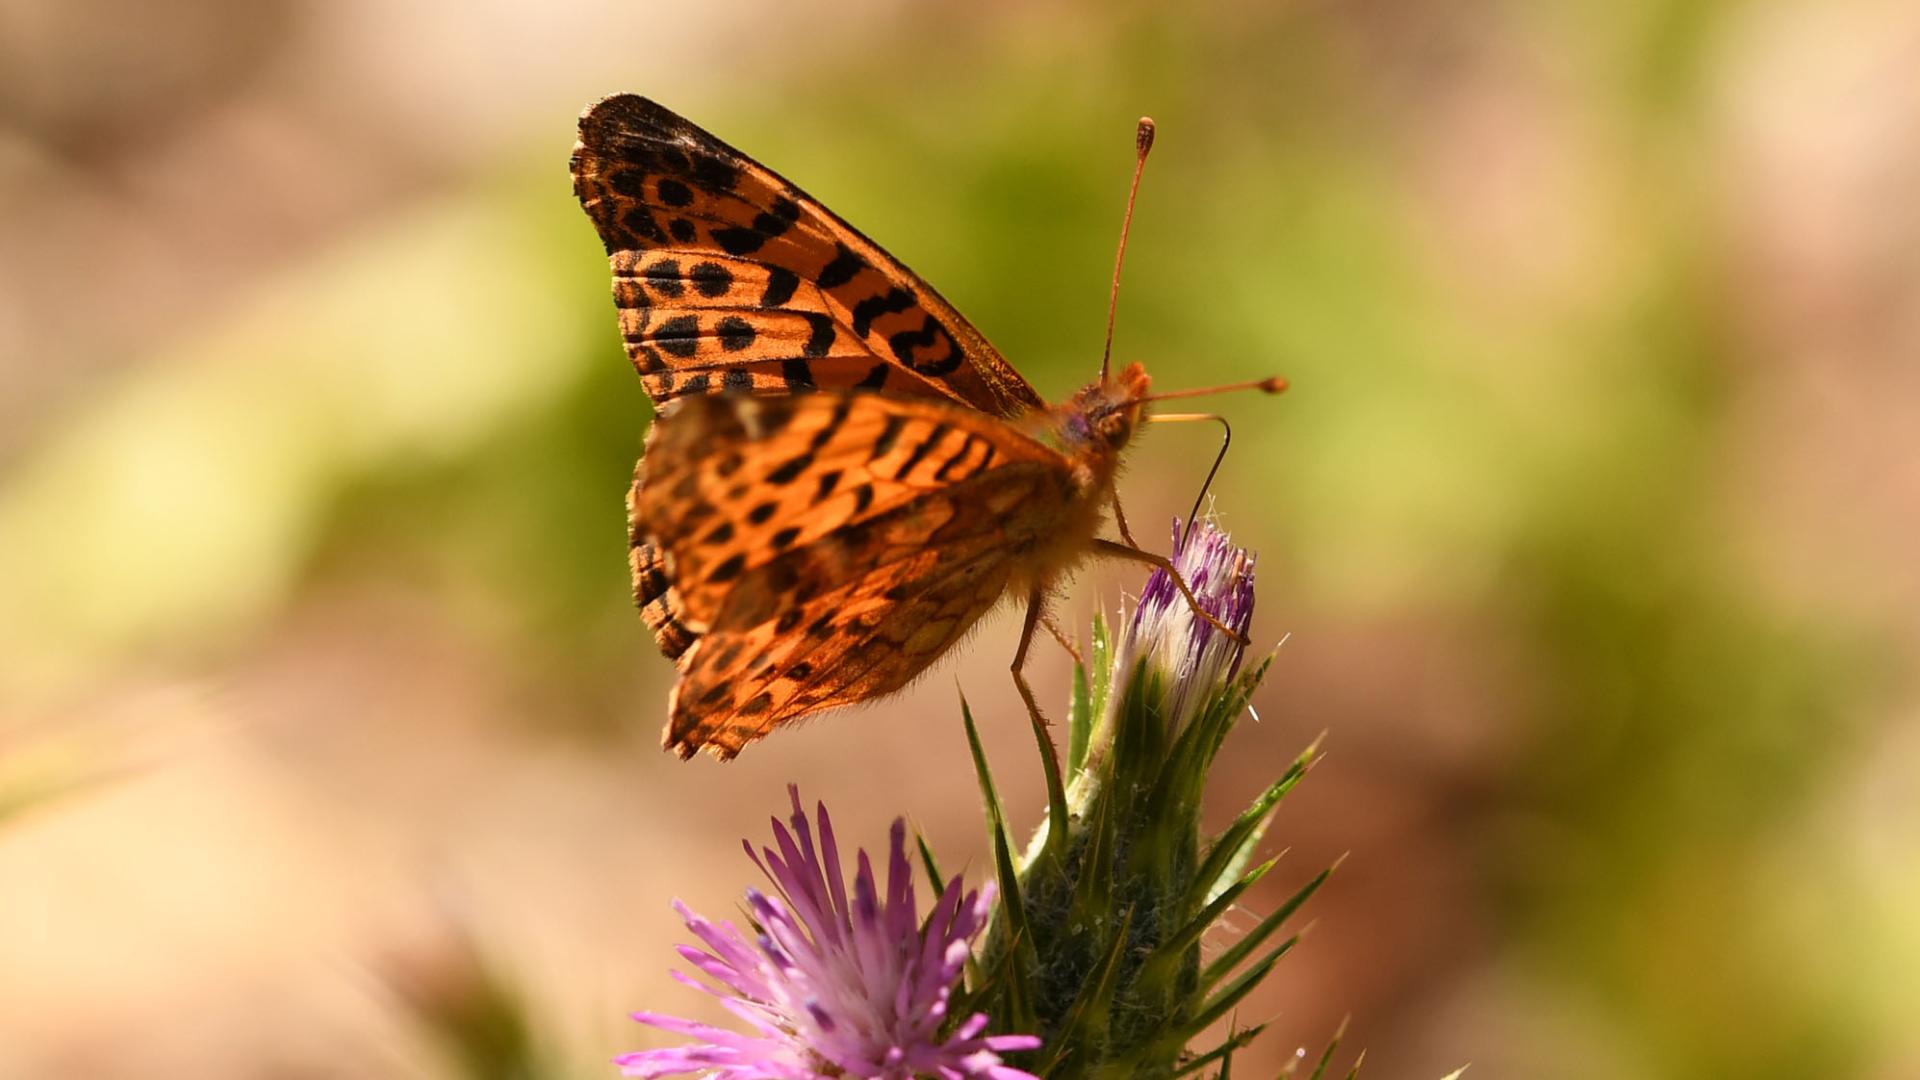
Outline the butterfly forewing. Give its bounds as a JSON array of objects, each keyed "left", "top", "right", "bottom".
[
  {"left": 631, "top": 391, "right": 1077, "bottom": 758},
  {"left": 572, "top": 95, "right": 1045, "bottom": 417}
]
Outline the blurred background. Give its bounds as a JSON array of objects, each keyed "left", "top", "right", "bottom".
[{"left": 2, "top": 1, "right": 1917, "bottom": 1077}]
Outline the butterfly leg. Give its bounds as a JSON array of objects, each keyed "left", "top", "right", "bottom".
[
  {"left": 1040, "top": 609, "right": 1085, "bottom": 667},
  {"left": 1110, "top": 493, "right": 1140, "bottom": 549},
  {"left": 1011, "top": 586, "right": 1062, "bottom": 755},
  {"left": 1088, "top": 538, "right": 1251, "bottom": 646}
]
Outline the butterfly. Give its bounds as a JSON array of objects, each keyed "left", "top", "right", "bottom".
[{"left": 571, "top": 95, "right": 1279, "bottom": 759}]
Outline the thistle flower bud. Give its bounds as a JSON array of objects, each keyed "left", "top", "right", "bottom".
[
  {"left": 1113, "top": 519, "right": 1257, "bottom": 730},
  {"left": 967, "top": 516, "right": 1326, "bottom": 1079}
]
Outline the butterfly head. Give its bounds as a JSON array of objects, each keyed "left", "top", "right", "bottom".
[{"left": 1063, "top": 361, "right": 1153, "bottom": 453}]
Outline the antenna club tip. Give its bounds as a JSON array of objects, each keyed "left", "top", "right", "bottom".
[
  {"left": 1135, "top": 117, "right": 1156, "bottom": 155},
  {"left": 1261, "top": 376, "right": 1290, "bottom": 394}
]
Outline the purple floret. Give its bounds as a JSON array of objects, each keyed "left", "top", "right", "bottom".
[{"left": 617, "top": 787, "right": 1040, "bottom": 1080}]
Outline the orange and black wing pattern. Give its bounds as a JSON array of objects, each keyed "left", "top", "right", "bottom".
[
  {"left": 629, "top": 391, "right": 1076, "bottom": 759},
  {"left": 571, "top": 95, "right": 1044, "bottom": 418}
]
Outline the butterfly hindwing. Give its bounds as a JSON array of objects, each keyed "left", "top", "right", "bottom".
[
  {"left": 572, "top": 95, "right": 1045, "bottom": 417},
  {"left": 663, "top": 527, "right": 1021, "bottom": 759},
  {"left": 630, "top": 391, "right": 1079, "bottom": 758}
]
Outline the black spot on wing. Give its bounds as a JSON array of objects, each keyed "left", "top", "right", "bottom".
[
  {"left": 760, "top": 266, "right": 800, "bottom": 308},
  {"left": 643, "top": 259, "right": 683, "bottom": 297},
  {"left": 609, "top": 170, "right": 646, "bottom": 197},
  {"left": 655, "top": 315, "right": 700, "bottom": 358},
  {"left": 712, "top": 197, "right": 799, "bottom": 259},
  {"left": 933, "top": 434, "right": 979, "bottom": 481},
  {"left": 894, "top": 424, "right": 950, "bottom": 479},
  {"left": 801, "top": 312, "right": 836, "bottom": 358},
  {"left": 810, "top": 397, "right": 853, "bottom": 450},
  {"left": 621, "top": 206, "right": 664, "bottom": 246},
  {"left": 691, "top": 155, "right": 739, "bottom": 195},
  {"left": 689, "top": 261, "right": 732, "bottom": 298},
  {"left": 613, "top": 274, "right": 651, "bottom": 310},
  {"left": 717, "top": 316, "right": 757, "bottom": 352},
  {"left": 872, "top": 415, "right": 907, "bottom": 458},
  {"left": 750, "top": 199, "right": 799, "bottom": 237},
  {"left": 766, "top": 452, "right": 813, "bottom": 485},
  {"left": 713, "top": 227, "right": 765, "bottom": 255},
  {"left": 653, "top": 145, "right": 692, "bottom": 177},
  {"left": 817, "top": 243, "right": 864, "bottom": 290},
  {"left": 627, "top": 343, "right": 664, "bottom": 373},
  {"left": 890, "top": 317, "right": 963, "bottom": 376},
  {"left": 851, "top": 287, "right": 915, "bottom": 339}
]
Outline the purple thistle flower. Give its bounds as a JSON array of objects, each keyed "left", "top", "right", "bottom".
[
  {"left": 1115, "top": 518, "right": 1257, "bottom": 726},
  {"left": 617, "top": 786, "right": 1041, "bottom": 1080}
]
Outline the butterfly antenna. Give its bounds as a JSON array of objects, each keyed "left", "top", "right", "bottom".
[
  {"left": 1100, "top": 116, "right": 1156, "bottom": 385},
  {"left": 1133, "top": 375, "right": 1290, "bottom": 405}
]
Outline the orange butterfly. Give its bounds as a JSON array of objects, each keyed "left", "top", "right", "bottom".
[{"left": 571, "top": 96, "right": 1280, "bottom": 759}]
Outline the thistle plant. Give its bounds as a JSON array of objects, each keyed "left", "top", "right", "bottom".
[
  {"left": 619, "top": 519, "right": 1340, "bottom": 1079},
  {"left": 963, "top": 520, "right": 1326, "bottom": 1079}
]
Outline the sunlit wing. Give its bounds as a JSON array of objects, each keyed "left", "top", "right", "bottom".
[
  {"left": 572, "top": 95, "right": 1045, "bottom": 417},
  {"left": 661, "top": 534, "right": 1019, "bottom": 759},
  {"left": 629, "top": 391, "right": 1077, "bottom": 758}
]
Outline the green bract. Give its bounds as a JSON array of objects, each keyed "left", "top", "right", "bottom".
[{"left": 951, "top": 522, "right": 1334, "bottom": 1079}]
